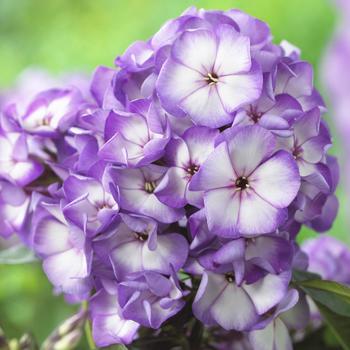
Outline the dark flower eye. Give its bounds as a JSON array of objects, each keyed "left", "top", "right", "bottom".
[{"left": 235, "top": 176, "right": 249, "bottom": 190}]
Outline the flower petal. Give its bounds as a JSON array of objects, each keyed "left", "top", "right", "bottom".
[{"left": 250, "top": 150, "right": 300, "bottom": 208}]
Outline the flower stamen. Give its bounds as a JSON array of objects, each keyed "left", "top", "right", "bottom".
[
  {"left": 235, "top": 176, "right": 249, "bottom": 190},
  {"left": 134, "top": 232, "right": 149, "bottom": 241},
  {"left": 205, "top": 72, "right": 219, "bottom": 85},
  {"left": 225, "top": 273, "right": 235, "bottom": 283},
  {"left": 187, "top": 164, "right": 199, "bottom": 176},
  {"left": 144, "top": 181, "right": 157, "bottom": 193}
]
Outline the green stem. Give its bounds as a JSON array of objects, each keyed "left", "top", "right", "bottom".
[{"left": 82, "top": 301, "right": 96, "bottom": 350}]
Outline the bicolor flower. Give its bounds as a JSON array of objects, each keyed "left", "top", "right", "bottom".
[
  {"left": 62, "top": 172, "right": 119, "bottom": 235},
  {"left": 0, "top": 180, "right": 30, "bottom": 238},
  {"left": 32, "top": 201, "right": 93, "bottom": 297},
  {"left": 233, "top": 87, "right": 302, "bottom": 136},
  {"left": 99, "top": 99, "right": 170, "bottom": 167},
  {"left": 0, "top": 130, "right": 43, "bottom": 186},
  {"left": 93, "top": 214, "right": 188, "bottom": 280},
  {"left": 190, "top": 126, "right": 300, "bottom": 236},
  {"left": 90, "top": 288, "right": 139, "bottom": 347},
  {"left": 118, "top": 271, "right": 185, "bottom": 329},
  {"left": 156, "top": 126, "right": 219, "bottom": 208},
  {"left": 278, "top": 108, "right": 331, "bottom": 176},
  {"left": 157, "top": 24, "right": 262, "bottom": 127},
  {"left": 19, "top": 88, "right": 84, "bottom": 136},
  {"left": 193, "top": 270, "right": 291, "bottom": 331},
  {"left": 110, "top": 165, "right": 184, "bottom": 223}
]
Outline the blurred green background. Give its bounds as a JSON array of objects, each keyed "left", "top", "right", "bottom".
[{"left": 0, "top": 0, "right": 348, "bottom": 346}]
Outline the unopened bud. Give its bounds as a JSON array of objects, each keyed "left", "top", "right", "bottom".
[
  {"left": 19, "top": 334, "right": 38, "bottom": 350},
  {"left": 41, "top": 310, "right": 87, "bottom": 350},
  {"left": 0, "top": 327, "right": 9, "bottom": 350}
]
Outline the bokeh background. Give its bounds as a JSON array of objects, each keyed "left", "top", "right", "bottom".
[{"left": 0, "top": 0, "right": 347, "bottom": 346}]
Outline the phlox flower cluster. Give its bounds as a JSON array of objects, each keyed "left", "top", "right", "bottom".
[{"left": 0, "top": 7, "right": 339, "bottom": 349}]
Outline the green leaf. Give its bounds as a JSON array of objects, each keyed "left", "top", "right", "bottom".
[
  {"left": 292, "top": 269, "right": 321, "bottom": 282},
  {"left": 316, "top": 301, "right": 350, "bottom": 350},
  {"left": 297, "top": 279, "right": 350, "bottom": 317},
  {"left": 299, "top": 279, "right": 350, "bottom": 299},
  {"left": 0, "top": 244, "right": 37, "bottom": 264}
]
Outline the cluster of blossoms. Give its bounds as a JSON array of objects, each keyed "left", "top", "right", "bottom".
[{"left": 0, "top": 7, "right": 340, "bottom": 349}]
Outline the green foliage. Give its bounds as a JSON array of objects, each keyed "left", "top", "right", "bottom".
[{"left": 294, "top": 273, "right": 350, "bottom": 350}]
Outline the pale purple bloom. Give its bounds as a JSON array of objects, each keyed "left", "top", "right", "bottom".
[
  {"left": 62, "top": 172, "right": 119, "bottom": 235},
  {"left": 99, "top": 99, "right": 170, "bottom": 167},
  {"left": 0, "top": 180, "right": 30, "bottom": 238},
  {"left": 293, "top": 156, "right": 338, "bottom": 232},
  {"left": 118, "top": 271, "right": 185, "bottom": 328},
  {"left": 233, "top": 88, "right": 302, "bottom": 136},
  {"left": 156, "top": 126, "right": 219, "bottom": 208},
  {"left": 90, "top": 288, "right": 139, "bottom": 347},
  {"left": 193, "top": 270, "right": 291, "bottom": 331},
  {"left": 190, "top": 126, "right": 300, "bottom": 236},
  {"left": 188, "top": 210, "right": 293, "bottom": 277},
  {"left": 277, "top": 108, "right": 331, "bottom": 177},
  {"left": 94, "top": 214, "right": 188, "bottom": 280},
  {"left": 248, "top": 289, "right": 302, "bottom": 350},
  {"left": 110, "top": 165, "right": 184, "bottom": 223},
  {"left": 157, "top": 25, "right": 263, "bottom": 127},
  {"left": 32, "top": 202, "right": 93, "bottom": 298},
  {"left": 0, "top": 130, "right": 43, "bottom": 186},
  {"left": 18, "top": 88, "right": 84, "bottom": 137},
  {"left": 302, "top": 236, "right": 350, "bottom": 284}
]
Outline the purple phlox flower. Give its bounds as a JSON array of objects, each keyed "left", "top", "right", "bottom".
[
  {"left": 189, "top": 212, "right": 293, "bottom": 280},
  {"left": 270, "top": 58, "right": 325, "bottom": 112},
  {"left": 32, "top": 201, "right": 93, "bottom": 298},
  {"left": 90, "top": 65, "right": 124, "bottom": 110},
  {"left": 17, "top": 88, "right": 85, "bottom": 137},
  {"left": 62, "top": 171, "right": 119, "bottom": 236},
  {"left": 157, "top": 24, "right": 263, "bottom": 127},
  {"left": 190, "top": 125, "right": 300, "bottom": 237},
  {"left": 233, "top": 87, "right": 302, "bottom": 137},
  {"left": 156, "top": 126, "right": 219, "bottom": 208},
  {"left": 280, "top": 40, "right": 301, "bottom": 60},
  {"left": 90, "top": 288, "right": 139, "bottom": 347},
  {"left": 116, "top": 41, "right": 154, "bottom": 73},
  {"left": 113, "top": 68, "right": 156, "bottom": 107},
  {"left": 248, "top": 290, "right": 298, "bottom": 350},
  {"left": 225, "top": 9, "right": 272, "bottom": 50},
  {"left": 302, "top": 235, "right": 350, "bottom": 284},
  {"left": 277, "top": 107, "right": 332, "bottom": 177},
  {"left": 0, "top": 129, "right": 43, "bottom": 186},
  {"left": 192, "top": 270, "right": 291, "bottom": 331},
  {"left": 293, "top": 156, "right": 338, "bottom": 232},
  {"left": 0, "top": 67, "right": 90, "bottom": 113},
  {"left": 0, "top": 180, "right": 30, "bottom": 238},
  {"left": 55, "top": 133, "right": 102, "bottom": 176},
  {"left": 99, "top": 99, "right": 170, "bottom": 167},
  {"left": 209, "top": 329, "right": 252, "bottom": 350},
  {"left": 117, "top": 270, "right": 185, "bottom": 328},
  {"left": 93, "top": 213, "right": 188, "bottom": 280},
  {"left": 109, "top": 165, "right": 184, "bottom": 223}
]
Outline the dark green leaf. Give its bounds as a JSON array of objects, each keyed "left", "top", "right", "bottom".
[
  {"left": 0, "top": 245, "right": 37, "bottom": 264},
  {"left": 300, "top": 280, "right": 350, "bottom": 299},
  {"left": 316, "top": 301, "right": 350, "bottom": 350},
  {"left": 292, "top": 269, "right": 321, "bottom": 282},
  {"left": 297, "top": 280, "right": 350, "bottom": 316}
]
